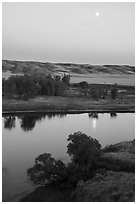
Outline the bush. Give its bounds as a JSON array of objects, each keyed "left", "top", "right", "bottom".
[
  {"left": 27, "top": 131, "right": 134, "bottom": 190},
  {"left": 27, "top": 153, "right": 68, "bottom": 185},
  {"left": 111, "top": 84, "right": 118, "bottom": 100},
  {"left": 67, "top": 132, "right": 101, "bottom": 172},
  {"left": 27, "top": 132, "right": 102, "bottom": 186}
]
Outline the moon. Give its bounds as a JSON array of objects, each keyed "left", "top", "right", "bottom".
[{"left": 96, "top": 12, "right": 100, "bottom": 17}]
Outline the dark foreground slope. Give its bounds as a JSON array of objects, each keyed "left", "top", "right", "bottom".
[
  {"left": 21, "top": 140, "right": 135, "bottom": 202},
  {"left": 21, "top": 171, "right": 134, "bottom": 202},
  {"left": 72, "top": 171, "right": 134, "bottom": 202}
]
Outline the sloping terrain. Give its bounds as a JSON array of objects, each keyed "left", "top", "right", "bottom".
[
  {"left": 2, "top": 59, "right": 135, "bottom": 85},
  {"left": 103, "top": 140, "right": 135, "bottom": 162},
  {"left": 20, "top": 139, "right": 135, "bottom": 202},
  {"left": 73, "top": 171, "right": 134, "bottom": 202},
  {"left": 72, "top": 139, "right": 135, "bottom": 202},
  {"left": 21, "top": 171, "right": 134, "bottom": 202},
  {"left": 2, "top": 59, "right": 135, "bottom": 76}
]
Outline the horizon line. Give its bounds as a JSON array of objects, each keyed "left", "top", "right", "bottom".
[{"left": 2, "top": 58, "right": 135, "bottom": 67}]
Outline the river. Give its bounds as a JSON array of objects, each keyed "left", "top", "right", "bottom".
[{"left": 2, "top": 112, "right": 135, "bottom": 201}]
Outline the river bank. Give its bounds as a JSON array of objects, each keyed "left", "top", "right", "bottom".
[
  {"left": 2, "top": 95, "right": 135, "bottom": 114},
  {"left": 21, "top": 139, "right": 135, "bottom": 202}
]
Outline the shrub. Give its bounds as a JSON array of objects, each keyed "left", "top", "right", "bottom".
[
  {"left": 27, "top": 153, "right": 68, "bottom": 185},
  {"left": 67, "top": 132, "right": 101, "bottom": 172},
  {"left": 111, "top": 84, "right": 118, "bottom": 100},
  {"left": 27, "top": 132, "right": 102, "bottom": 186}
]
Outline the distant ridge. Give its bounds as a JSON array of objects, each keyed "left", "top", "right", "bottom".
[{"left": 2, "top": 59, "right": 135, "bottom": 77}]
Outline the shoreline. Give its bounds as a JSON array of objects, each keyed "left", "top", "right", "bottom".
[
  {"left": 2, "top": 108, "right": 135, "bottom": 116},
  {"left": 2, "top": 95, "right": 135, "bottom": 115}
]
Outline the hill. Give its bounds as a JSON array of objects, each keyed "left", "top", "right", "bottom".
[{"left": 2, "top": 59, "right": 135, "bottom": 85}]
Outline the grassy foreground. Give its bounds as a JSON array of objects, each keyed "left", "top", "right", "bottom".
[
  {"left": 72, "top": 171, "right": 135, "bottom": 202},
  {"left": 21, "top": 171, "right": 134, "bottom": 202},
  {"left": 2, "top": 95, "right": 135, "bottom": 113}
]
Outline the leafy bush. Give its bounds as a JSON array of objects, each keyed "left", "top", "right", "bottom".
[
  {"left": 27, "top": 132, "right": 102, "bottom": 186},
  {"left": 27, "top": 153, "right": 68, "bottom": 185},
  {"left": 27, "top": 131, "right": 134, "bottom": 190},
  {"left": 67, "top": 132, "right": 101, "bottom": 171}
]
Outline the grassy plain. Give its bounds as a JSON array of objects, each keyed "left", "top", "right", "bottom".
[
  {"left": 2, "top": 83, "right": 135, "bottom": 113},
  {"left": 2, "top": 94, "right": 135, "bottom": 113}
]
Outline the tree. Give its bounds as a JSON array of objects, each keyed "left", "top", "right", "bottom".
[
  {"left": 14, "top": 75, "right": 39, "bottom": 99},
  {"left": 79, "top": 81, "right": 89, "bottom": 96},
  {"left": 54, "top": 75, "right": 61, "bottom": 82},
  {"left": 79, "top": 81, "right": 88, "bottom": 89},
  {"left": 27, "top": 153, "right": 67, "bottom": 185},
  {"left": 2, "top": 74, "right": 68, "bottom": 99},
  {"left": 2, "top": 77, "right": 17, "bottom": 97},
  {"left": 27, "top": 132, "right": 102, "bottom": 186},
  {"left": 103, "top": 83, "right": 109, "bottom": 99},
  {"left": 67, "top": 132, "right": 101, "bottom": 172},
  {"left": 54, "top": 81, "right": 66, "bottom": 96},
  {"left": 89, "top": 88, "right": 99, "bottom": 100},
  {"left": 62, "top": 74, "right": 70, "bottom": 86},
  {"left": 111, "top": 84, "right": 118, "bottom": 100}
]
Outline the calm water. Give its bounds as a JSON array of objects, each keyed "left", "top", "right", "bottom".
[
  {"left": 2, "top": 112, "right": 135, "bottom": 201},
  {"left": 70, "top": 75, "right": 135, "bottom": 86}
]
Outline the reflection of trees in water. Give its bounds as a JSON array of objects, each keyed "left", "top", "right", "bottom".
[
  {"left": 18, "top": 113, "right": 66, "bottom": 132},
  {"left": 88, "top": 113, "right": 99, "bottom": 119},
  {"left": 3, "top": 113, "right": 67, "bottom": 132},
  {"left": 45, "top": 113, "right": 66, "bottom": 120},
  {"left": 18, "top": 115, "right": 38, "bottom": 132},
  {"left": 110, "top": 112, "right": 117, "bottom": 118},
  {"left": 4, "top": 116, "right": 16, "bottom": 130}
]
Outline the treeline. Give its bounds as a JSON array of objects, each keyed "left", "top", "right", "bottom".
[
  {"left": 73, "top": 81, "right": 118, "bottom": 100},
  {"left": 3, "top": 74, "right": 120, "bottom": 100},
  {"left": 2, "top": 74, "right": 70, "bottom": 99}
]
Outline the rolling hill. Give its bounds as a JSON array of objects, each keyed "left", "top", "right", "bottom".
[{"left": 2, "top": 59, "right": 135, "bottom": 85}]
